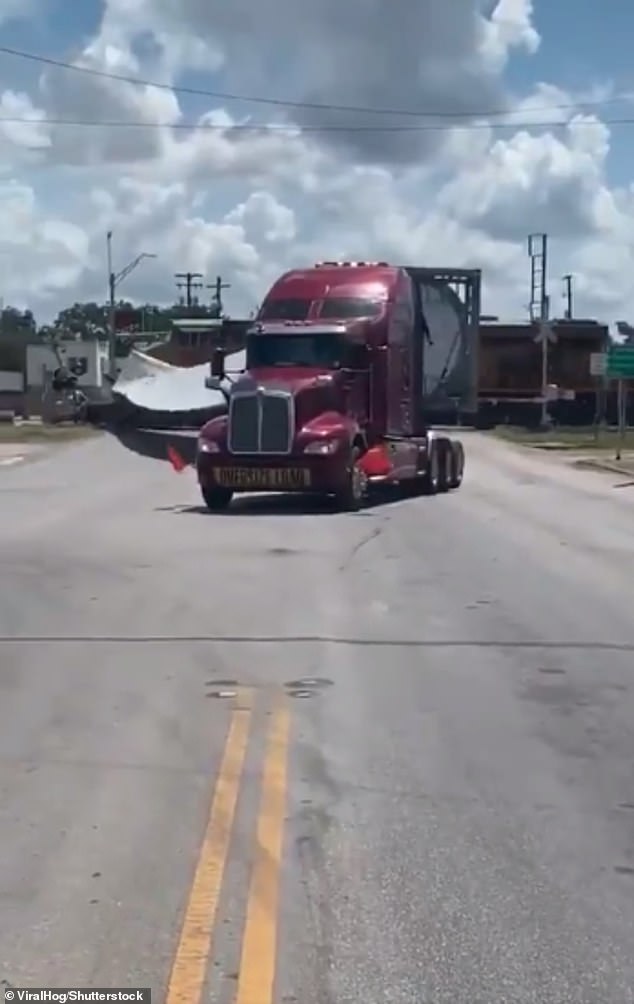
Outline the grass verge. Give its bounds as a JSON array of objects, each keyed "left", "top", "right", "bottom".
[
  {"left": 489, "top": 425, "right": 634, "bottom": 452},
  {"left": 0, "top": 422, "right": 100, "bottom": 444}
]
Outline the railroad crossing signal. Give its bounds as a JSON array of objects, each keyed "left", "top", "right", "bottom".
[
  {"left": 533, "top": 322, "right": 557, "bottom": 345},
  {"left": 607, "top": 344, "right": 634, "bottom": 378}
]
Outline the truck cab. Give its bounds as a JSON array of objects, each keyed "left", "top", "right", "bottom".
[{"left": 196, "top": 262, "right": 467, "bottom": 510}]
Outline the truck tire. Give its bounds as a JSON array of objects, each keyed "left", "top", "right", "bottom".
[
  {"left": 334, "top": 446, "right": 367, "bottom": 511},
  {"left": 421, "top": 441, "right": 440, "bottom": 494},
  {"left": 449, "top": 441, "right": 464, "bottom": 488},
  {"left": 201, "top": 485, "right": 233, "bottom": 511},
  {"left": 438, "top": 441, "right": 453, "bottom": 493}
]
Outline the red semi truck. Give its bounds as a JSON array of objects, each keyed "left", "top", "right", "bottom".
[{"left": 196, "top": 261, "right": 480, "bottom": 511}]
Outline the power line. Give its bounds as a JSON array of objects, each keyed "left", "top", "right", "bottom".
[
  {"left": 0, "top": 44, "right": 627, "bottom": 121},
  {"left": 0, "top": 115, "right": 630, "bottom": 134}
]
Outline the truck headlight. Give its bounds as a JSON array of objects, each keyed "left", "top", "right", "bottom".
[
  {"left": 198, "top": 437, "right": 219, "bottom": 454},
  {"left": 304, "top": 438, "right": 339, "bottom": 455}
]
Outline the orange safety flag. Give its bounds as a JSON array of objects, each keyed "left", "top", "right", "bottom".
[{"left": 167, "top": 444, "right": 188, "bottom": 472}]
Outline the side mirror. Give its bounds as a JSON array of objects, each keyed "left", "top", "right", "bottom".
[{"left": 211, "top": 347, "right": 225, "bottom": 379}]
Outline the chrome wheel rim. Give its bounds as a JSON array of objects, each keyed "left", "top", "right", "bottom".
[{"left": 351, "top": 463, "right": 367, "bottom": 499}]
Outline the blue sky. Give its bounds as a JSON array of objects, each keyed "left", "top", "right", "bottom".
[
  {"left": 527, "top": 1, "right": 634, "bottom": 91},
  {"left": 510, "top": 2, "right": 634, "bottom": 187},
  {"left": 9, "top": 0, "right": 102, "bottom": 50},
  {"left": 4, "top": 0, "right": 632, "bottom": 89},
  {"left": 2, "top": 0, "right": 634, "bottom": 192},
  {"left": 1, "top": 0, "right": 634, "bottom": 322}
]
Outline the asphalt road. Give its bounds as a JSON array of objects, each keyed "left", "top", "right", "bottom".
[{"left": 1, "top": 431, "right": 634, "bottom": 1003}]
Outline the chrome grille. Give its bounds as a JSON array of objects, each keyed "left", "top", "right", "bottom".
[
  {"left": 228, "top": 394, "right": 259, "bottom": 453},
  {"left": 228, "top": 390, "right": 293, "bottom": 454},
  {"left": 260, "top": 394, "right": 292, "bottom": 452}
]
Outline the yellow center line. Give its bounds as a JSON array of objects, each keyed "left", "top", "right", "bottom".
[
  {"left": 235, "top": 700, "right": 291, "bottom": 1004},
  {"left": 166, "top": 688, "right": 253, "bottom": 1004}
]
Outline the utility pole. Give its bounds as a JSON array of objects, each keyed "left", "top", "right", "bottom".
[
  {"left": 207, "top": 275, "right": 231, "bottom": 318},
  {"left": 107, "top": 231, "right": 156, "bottom": 380},
  {"left": 528, "top": 233, "right": 551, "bottom": 426},
  {"left": 562, "top": 273, "right": 573, "bottom": 319},
  {"left": 175, "top": 272, "right": 203, "bottom": 307}
]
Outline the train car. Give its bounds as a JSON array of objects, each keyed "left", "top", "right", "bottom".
[{"left": 476, "top": 319, "right": 609, "bottom": 426}]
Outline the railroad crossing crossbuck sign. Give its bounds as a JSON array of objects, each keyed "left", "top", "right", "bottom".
[{"left": 533, "top": 322, "right": 557, "bottom": 345}]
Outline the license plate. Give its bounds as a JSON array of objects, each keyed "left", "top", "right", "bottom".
[{"left": 213, "top": 467, "right": 311, "bottom": 489}]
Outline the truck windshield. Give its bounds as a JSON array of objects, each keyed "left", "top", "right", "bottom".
[
  {"left": 247, "top": 333, "right": 345, "bottom": 369},
  {"left": 258, "top": 299, "right": 310, "bottom": 320},
  {"left": 320, "top": 297, "right": 382, "bottom": 319}
]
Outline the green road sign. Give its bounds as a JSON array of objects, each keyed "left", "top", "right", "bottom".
[{"left": 607, "top": 345, "right": 634, "bottom": 378}]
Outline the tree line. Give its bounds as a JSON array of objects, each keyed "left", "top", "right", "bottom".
[
  {"left": 0, "top": 300, "right": 226, "bottom": 369},
  {"left": 0, "top": 300, "right": 224, "bottom": 338}
]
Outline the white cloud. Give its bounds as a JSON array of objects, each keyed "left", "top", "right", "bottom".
[
  {"left": 225, "top": 192, "right": 296, "bottom": 244},
  {"left": 0, "top": 89, "right": 49, "bottom": 152},
  {"left": 0, "top": 180, "right": 89, "bottom": 306},
  {"left": 479, "top": 0, "right": 540, "bottom": 71},
  {"left": 436, "top": 118, "right": 612, "bottom": 240},
  {"left": 0, "top": 0, "right": 633, "bottom": 328}
]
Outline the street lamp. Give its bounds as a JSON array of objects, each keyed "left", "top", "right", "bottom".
[{"left": 107, "top": 230, "right": 157, "bottom": 380}]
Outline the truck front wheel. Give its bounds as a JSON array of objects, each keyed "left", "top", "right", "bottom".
[
  {"left": 201, "top": 485, "right": 233, "bottom": 511},
  {"left": 334, "top": 446, "right": 367, "bottom": 511}
]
